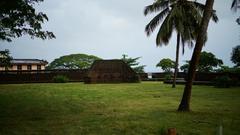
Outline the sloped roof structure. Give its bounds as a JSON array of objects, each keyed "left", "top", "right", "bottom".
[
  {"left": 84, "top": 60, "right": 140, "bottom": 83},
  {"left": 10, "top": 59, "right": 48, "bottom": 65}
]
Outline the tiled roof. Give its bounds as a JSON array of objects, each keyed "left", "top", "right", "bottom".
[{"left": 10, "top": 59, "right": 48, "bottom": 65}]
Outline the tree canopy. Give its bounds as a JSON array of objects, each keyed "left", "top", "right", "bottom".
[
  {"left": 156, "top": 58, "right": 175, "bottom": 73},
  {"left": 180, "top": 51, "right": 223, "bottom": 72},
  {"left": 0, "top": 49, "right": 12, "bottom": 69},
  {"left": 46, "top": 54, "right": 102, "bottom": 70},
  {"left": 180, "top": 63, "right": 189, "bottom": 73},
  {"left": 231, "top": 45, "right": 240, "bottom": 67},
  {"left": 0, "top": 0, "right": 55, "bottom": 42},
  {"left": 121, "top": 54, "right": 145, "bottom": 73}
]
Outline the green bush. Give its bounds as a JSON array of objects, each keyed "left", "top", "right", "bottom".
[
  {"left": 53, "top": 75, "right": 69, "bottom": 83},
  {"left": 164, "top": 74, "right": 172, "bottom": 81},
  {"left": 213, "top": 76, "right": 232, "bottom": 88},
  {"left": 159, "top": 126, "right": 167, "bottom": 135}
]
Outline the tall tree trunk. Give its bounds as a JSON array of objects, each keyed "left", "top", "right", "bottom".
[
  {"left": 177, "top": 0, "right": 215, "bottom": 112},
  {"left": 172, "top": 33, "right": 180, "bottom": 88}
]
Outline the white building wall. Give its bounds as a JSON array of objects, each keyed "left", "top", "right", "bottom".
[{"left": 0, "top": 65, "right": 46, "bottom": 71}]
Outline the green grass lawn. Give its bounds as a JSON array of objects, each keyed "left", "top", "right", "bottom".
[{"left": 0, "top": 82, "right": 239, "bottom": 135}]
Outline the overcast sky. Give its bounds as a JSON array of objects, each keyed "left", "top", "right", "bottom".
[{"left": 0, "top": 0, "right": 239, "bottom": 72}]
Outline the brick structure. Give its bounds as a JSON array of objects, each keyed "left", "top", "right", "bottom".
[{"left": 84, "top": 60, "right": 140, "bottom": 83}]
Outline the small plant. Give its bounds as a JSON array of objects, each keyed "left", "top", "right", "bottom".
[
  {"left": 53, "top": 75, "right": 69, "bottom": 83},
  {"left": 164, "top": 74, "right": 172, "bottom": 81},
  {"left": 213, "top": 75, "right": 232, "bottom": 88},
  {"left": 159, "top": 126, "right": 167, "bottom": 135}
]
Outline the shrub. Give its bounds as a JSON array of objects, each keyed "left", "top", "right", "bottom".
[
  {"left": 53, "top": 75, "right": 69, "bottom": 83},
  {"left": 213, "top": 76, "right": 232, "bottom": 88},
  {"left": 159, "top": 126, "right": 167, "bottom": 135},
  {"left": 164, "top": 74, "right": 172, "bottom": 81}
]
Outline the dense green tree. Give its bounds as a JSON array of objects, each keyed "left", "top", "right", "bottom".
[
  {"left": 217, "top": 65, "right": 231, "bottom": 72},
  {"left": 0, "top": 0, "right": 55, "bottom": 42},
  {"left": 121, "top": 54, "right": 145, "bottom": 73},
  {"left": 156, "top": 58, "right": 175, "bottom": 73},
  {"left": 180, "top": 62, "right": 189, "bottom": 73},
  {"left": 198, "top": 51, "right": 223, "bottom": 72},
  {"left": 231, "top": 45, "right": 240, "bottom": 67},
  {"left": 178, "top": 0, "right": 215, "bottom": 111},
  {"left": 180, "top": 51, "right": 223, "bottom": 72},
  {"left": 0, "top": 49, "right": 12, "bottom": 69},
  {"left": 214, "top": 65, "right": 240, "bottom": 73},
  {"left": 46, "top": 54, "right": 102, "bottom": 70},
  {"left": 144, "top": 0, "right": 218, "bottom": 88}
]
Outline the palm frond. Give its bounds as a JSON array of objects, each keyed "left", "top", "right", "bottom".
[
  {"left": 231, "top": 0, "right": 237, "bottom": 8},
  {"left": 156, "top": 13, "right": 173, "bottom": 46},
  {"left": 144, "top": 0, "right": 169, "bottom": 16},
  {"left": 181, "top": 37, "right": 185, "bottom": 55},
  {"left": 192, "top": 1, "right": 205, "bottom": 14},
  {"left": 145, "top": 7, "right": 170, "bottom": 36},
  {"left": 173, "top": 4, "right": 185, "bottom": 34},
  {"left": 211, "top": 10, "right": 218, "bottom": 22},
  {"left": 231, "top": 0, "right": 238, "bottom": 11},
  {"left": 191, "top": 1, "right": 218, "bottom": 23}
]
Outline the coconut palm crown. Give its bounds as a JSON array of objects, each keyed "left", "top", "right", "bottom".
[{"left": 144, "top": 0, "right": 218, "bottom": 47}]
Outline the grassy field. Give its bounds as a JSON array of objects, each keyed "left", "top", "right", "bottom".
[{"left": 0, "top": 82, "right": 239, "bottom": 135}]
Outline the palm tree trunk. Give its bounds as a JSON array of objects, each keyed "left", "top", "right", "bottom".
[
  {"left": 177, "top": 0, "right": 215, "bottom": 112},
  {"left": 172, "top": 33, "right": 180, "bottom": 88}
]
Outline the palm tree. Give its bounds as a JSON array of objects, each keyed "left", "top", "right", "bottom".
[
  {"left": 178, "top": 0, "right": 215, "bottom": 111},
  {"left": 144, "top": 0, "right": 218, "bottom": 88}
]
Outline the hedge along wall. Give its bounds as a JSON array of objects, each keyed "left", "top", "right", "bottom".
[{"left": 0, "top": 69, "right": 88, "bottom": 84}]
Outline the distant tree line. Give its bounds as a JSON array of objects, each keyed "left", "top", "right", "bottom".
[
  {"left": 157, "top": 50, "right": 240, "bottom": 73},
  {"left": 120, "top": 54, "right": 145, "bottom": 73},
  {"left": 46, "top": 53, "right": 146, "bottom": 73},
  {"left": 46, "top": 54, "right": 102, "bottom": 70}
]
